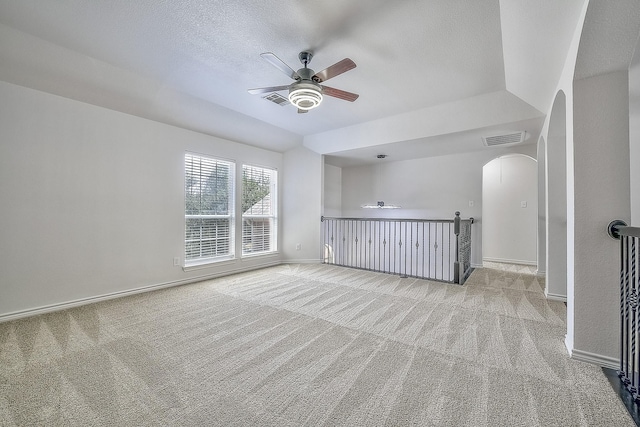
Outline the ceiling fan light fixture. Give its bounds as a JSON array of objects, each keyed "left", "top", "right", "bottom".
[
  {"left": 288, "top": 82, "right": 323, "bottom": 110},
  {"left": 361, "top": 201, "right": 402, "bottom": 209}
]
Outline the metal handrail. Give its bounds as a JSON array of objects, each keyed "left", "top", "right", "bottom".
[
  {"left": 322, "top": 216, "right": 456, "bottom": 223},
  {"left": 609, "top": 220, "right": 640, "bottom": 239},
  {"left": 607, "top": 219, "right": 640, "bottom": 400}
]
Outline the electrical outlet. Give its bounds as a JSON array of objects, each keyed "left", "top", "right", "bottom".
[
  {"left": 173, "top": 257, "right": 180, "bottom": 266},
  {"left": 521, "top": 201, "right": 527, "bottom": 208},
  {"left": 296, "top": 244, "right": 301, "bottom": 251},
  {"left": 468, "top": 200, "right": 475, "bottom": 207}
]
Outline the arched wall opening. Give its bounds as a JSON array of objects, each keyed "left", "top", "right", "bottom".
[
  {"left": 568, "top": 0, "right": 639, "bottom": 365},
  {"left": 482, "top": 154, "right": 537, "bottom": 267},
  {"left": 546, "top": 90, "right": 567, "bottom": 301},
  {"left": 537, "top": 136, "right": 546, "bottom": 276}
]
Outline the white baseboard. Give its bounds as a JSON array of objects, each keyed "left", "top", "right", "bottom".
[
  {"left": 570, "top": 347, "right": 618, "bottom": 370},
  {"left": 545, "top": 291, "right": 567, "bottom": 302},
  {"left": 482, "top": 257, "right": 537, "bottom": 266},
  {"left": 281, "top": 259, "right": 321, "bottom": 264},
  {"left": 0, "top": 260, "right": 282, "bottom": 324}
]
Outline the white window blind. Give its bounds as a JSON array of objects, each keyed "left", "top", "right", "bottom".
[
  {"left": 242, "top": 165, "right": 277, "bottom": 255},
  {"left": 185, "top": 153, "right": 235, "bottom": 264}
]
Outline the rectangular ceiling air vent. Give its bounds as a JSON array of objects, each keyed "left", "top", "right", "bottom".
[
  {"left": 482, "top": 131, "right": 527, "bottom": 147},
  {"left": 262, "top": 93, "right": 290, "bottom": 106}
]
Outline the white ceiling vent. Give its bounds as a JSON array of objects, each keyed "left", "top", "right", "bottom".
[
  {"left": 482, "top": 131, "right": 527, "bottom": 147},
  {"left": 262, "top": 93, "right": 290, "bottom": 106}
]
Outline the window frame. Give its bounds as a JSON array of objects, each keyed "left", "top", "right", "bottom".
[
  {"left": 241, "top": 164, "right": 278, "bottom": 257},
  {"left": 184, "top": 152, "right": 236, "bottom": 267}
]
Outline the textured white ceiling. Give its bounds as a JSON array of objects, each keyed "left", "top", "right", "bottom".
[
  {"left": 0, "top": 0, "right": 587, "bottom": 163},
  {"left": 500, "top": 0, "right": 587, "bottom": 112}
]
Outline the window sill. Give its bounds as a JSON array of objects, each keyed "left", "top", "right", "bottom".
[
  {"left": 241, "top": 251, "right": 279, "bottom": 260},
  {"left": 183, "top": 257, "right": 236, "bottom": 272}
]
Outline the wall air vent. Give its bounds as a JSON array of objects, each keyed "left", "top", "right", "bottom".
[
  {"left": 482, "top": 131, "right": 527, "bottom": 147},
  {"left": 262, "top": 93, "right": 290, "bottom": 106}
]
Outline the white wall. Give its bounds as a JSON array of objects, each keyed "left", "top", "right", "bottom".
[
  {"left": 339, "top": 144, "right": 537, "bottom": 267},
  {"left": 546, "top": 91, "right": 568, "bottom": 300},
  {"left": 282, "top": 146, "right": 323, "bottom": 263},
  {"left": 559, "top": 0, "right": 640, "bottom": 367},
  {"left": 557, "top": 2, "right": 586, "bottom": 359},
  {"left": 0, "top": 81, "right": 283, "bottom": 319},
  {"left": 323, "top": 163, "right": 342, "bottom": 217},
  {"left": 630, "top": 39, "right": 640, "bottom": 225},
  {"left": 482, "top": 155, "right": 538, "bottom": 265},
  {"left": 537, "top": 137, "right": 547, "bottom": 274},
  {"left": 572, "top": 70, "right": 631, "bottom": 363}
]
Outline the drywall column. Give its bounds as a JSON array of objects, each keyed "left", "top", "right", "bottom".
[
  {"left": 282, "top": 146, "right": 323, "bottom": 263},
  {"left": 546, "top": 91, "right": 568, "bottom": 300},
  {"left": 630, "top": 40, "right": 640, "bottom": 225},
  {"left": 572, "top": 70, "right": 631, "bottom": 365},
  {"left": 537, "top": 137, "right": 547, "bottom": 275}
]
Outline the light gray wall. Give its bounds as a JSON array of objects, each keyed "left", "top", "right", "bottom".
[
  {"left": 338, "top": 144, "right": 537, "bottom": 267},
  {"left": 0, "top": 81, "right": 283, "bottom": 319},
  {"left": 573, "top": 70, "right": 631, "bottom": 361},
  {"left": 537, "top": 137, "right": 547, "bottom": 274},
  {"left": 282, "top": 146, "right": 323, "bottom": 263},
  {"left": 323, "top": 163, "right": 342, "bottom": 217},
  {"left": 630, "top": 39, "right": 640, "bottom": 225},
  {"left": 482, "top": 155, "right": 538, "bottom": 265},
  {"left": 560, "top": 0, "right": 640, "bottom": 368},
  {"left": 546, "top": 91, "right": 568, "bottom": 300}
]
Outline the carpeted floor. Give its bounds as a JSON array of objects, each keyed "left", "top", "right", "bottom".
[{"left": 0, "top": 264, "right": 634, "bottom": 426}]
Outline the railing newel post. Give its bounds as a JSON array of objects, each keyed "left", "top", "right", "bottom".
[
  {"left": 454, "top": 212, "right": 461, "bottom": 284},
  {"left": 607, "top": 219, "right": 640, "bottom": 396}
]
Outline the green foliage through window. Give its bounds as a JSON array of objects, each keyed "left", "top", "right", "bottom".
[
  {"left": 242, "top": 167, "right": 270, "bottom": 214},
  {"left": 185, "top": 154, "right": 235, "bottom": 262},
  {"left": 242, "top": 165, "right": 277, "bottom": 254}
]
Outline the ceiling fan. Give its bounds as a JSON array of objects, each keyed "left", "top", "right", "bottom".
[{"left": 248, "top": 51, "right": 359, "bottom": 113}]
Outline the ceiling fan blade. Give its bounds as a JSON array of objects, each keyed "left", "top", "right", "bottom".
[
  {"left": 313, "top": 58, "right": 356, "bottom": 83},
  {"left": 297, "top": 108, "right": 308, "bottom": 114},
  {"left": 321, "top": 85, "right": 359, "bottom": 102},
  {"left": 260, "top": 52, "right": 300, "bottom": 80},
  {"left": 247, "top": 85, "right": 290, "bottom": 95}
]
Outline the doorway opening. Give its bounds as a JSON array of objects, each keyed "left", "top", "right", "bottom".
[{"left": 482, "top": 154, "right": 538, "bottom": 269}]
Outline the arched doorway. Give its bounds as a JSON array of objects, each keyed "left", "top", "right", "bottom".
[
  {"left": 566, "top": 0, "right": 639, "bottom": 363},
  {"left": 537, "top": 136, "right": 547, "bottom": 276},
  {"left": 482, "top": 154, "right": 538, "bottom": 267},
  {"left": 546, "top": 91, "right": 567, "bottom": 301}
]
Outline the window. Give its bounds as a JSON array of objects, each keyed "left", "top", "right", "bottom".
[
  {"left": 242, "top": 165, "right": 277, "bottom": 255},
  {"left": 185, "top": 153, "right": 235, "bottom": 265}
]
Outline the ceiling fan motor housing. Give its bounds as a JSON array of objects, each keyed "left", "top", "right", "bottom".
[
  {"left": 289, "top": 81, "right": 323, "bottom": 110},
  {"left": 296, "top": 67, "right": 315, "bottom": 81}
]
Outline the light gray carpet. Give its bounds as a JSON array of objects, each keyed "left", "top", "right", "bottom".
[{"left": 0, "top": 264, "right": 633, "bottom": 426}]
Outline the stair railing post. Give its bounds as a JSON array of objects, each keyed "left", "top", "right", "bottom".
[
  {"left": 454, "top": 211, "right": 461, "bottom": 284},
  {"left": 608, "top": 220, "right": 631, "bottom": 387}
]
